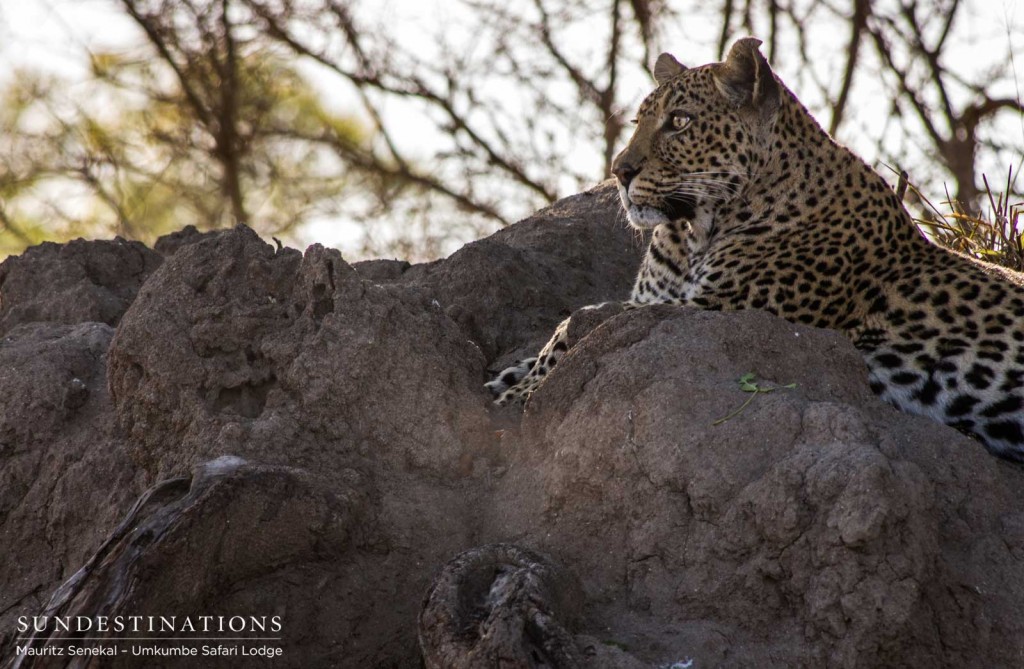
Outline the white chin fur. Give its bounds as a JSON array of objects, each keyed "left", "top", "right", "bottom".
[
  {"left": 625, "top": 204, "right": 671, "bottom": 229},
  {"left": 618, "top": 183, "right": 670, "bottom": 229}
]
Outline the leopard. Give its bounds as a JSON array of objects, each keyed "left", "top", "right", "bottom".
[{"left": 487, "top": 37, "right": 1024, "bottom": 463}]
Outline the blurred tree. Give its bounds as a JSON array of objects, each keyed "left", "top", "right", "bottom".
[
  {"left": 1, "top": 0, "right": 368, "bottom": 256},
  {"left": 1, "top": 0, "right": 1020, "bottom": 259},
  {"left": 243, "top": 0, "right": 1021, "bottom": 252},
  {"left": 864, "top": 0, "right": 1023, "bottom": 211},
  {"left": 242, "top": 0, "right": 674, "bottom": 255}
]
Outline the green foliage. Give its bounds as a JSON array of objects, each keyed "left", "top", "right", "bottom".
[
  {"left": 713, "top": 373, "right": 797, "bottom": 426},
  {"left": 0, "top": 49, "right": 365, "bottom": 258}
]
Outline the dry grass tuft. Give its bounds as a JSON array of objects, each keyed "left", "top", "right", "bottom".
[{"left": 903, "top": 168, "right": 1024, "bottom": 272}]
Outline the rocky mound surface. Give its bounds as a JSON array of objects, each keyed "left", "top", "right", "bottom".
[{"left": 1, "top": 182, "right": 1022, "bottom": 668}]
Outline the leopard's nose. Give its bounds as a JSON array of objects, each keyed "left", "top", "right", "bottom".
[{"left": 612, "top": 162, "right": 641, "bottom": 188}]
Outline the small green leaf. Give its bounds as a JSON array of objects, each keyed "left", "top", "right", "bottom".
[{"left": 714, "top": 372, "right": 798, "bottom": 425}]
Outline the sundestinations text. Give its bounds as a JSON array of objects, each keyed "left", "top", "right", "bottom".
[{"left": 16, "top": 615, "right": 283, "bottom": 634}]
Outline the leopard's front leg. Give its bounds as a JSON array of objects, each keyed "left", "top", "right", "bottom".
[
  {"left": 487, "top": 302, "right": 646, "bottom": 406},
  {"left": 486, "top": 222, "right": 702, "bottom": 406},
  {"left": 488, "top": 316, "right": 572, "bottom": 406}
]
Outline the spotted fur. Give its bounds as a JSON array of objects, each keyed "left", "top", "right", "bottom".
[{"left": 490, "top": 38, "right": 1024, "bottom": 462}]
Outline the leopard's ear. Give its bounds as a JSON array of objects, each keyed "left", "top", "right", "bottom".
[
  {"left": 713, "top": 37, "right": 780, "bottom": 117},
  {"left": 653, "top": 53, "right": 687, "bottom": 85}
]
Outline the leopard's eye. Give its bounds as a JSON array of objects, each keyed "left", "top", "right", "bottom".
[
  {"left": 629, "top": 118, "right": 639, "bottom": 125},
  {"left": 666, "top": 112, "right": 693, "bottom": 131}
]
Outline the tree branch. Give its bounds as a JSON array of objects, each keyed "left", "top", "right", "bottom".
[
  {"left": 829, "top": 0, "right": 871, "bottom": 135},
  {"left": 247, "top": 0, "right": 558, "bottom": 205}
]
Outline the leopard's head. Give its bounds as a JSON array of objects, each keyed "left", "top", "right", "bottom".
[{"left": 613, "top": 37, "right": 781, "bottom": 229}]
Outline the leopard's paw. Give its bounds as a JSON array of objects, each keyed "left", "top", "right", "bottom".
[{"left": 485, "top": 357, "right": 537, "bottom": 397}]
